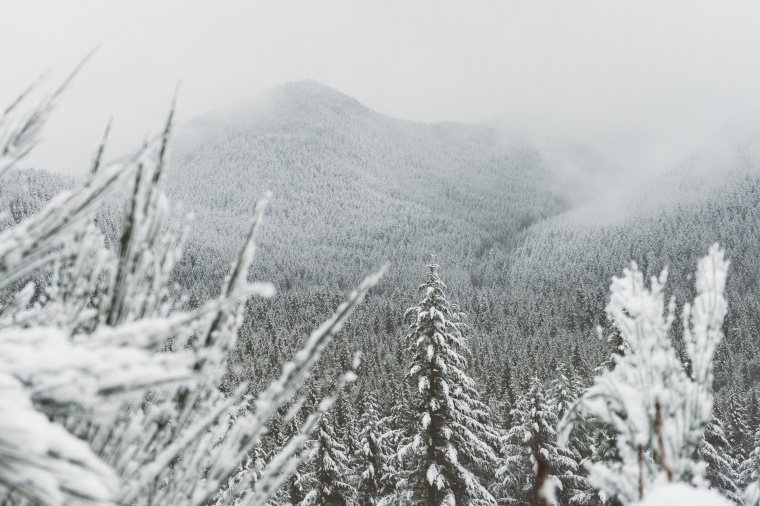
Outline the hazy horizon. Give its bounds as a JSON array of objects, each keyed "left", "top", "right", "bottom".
[{"left": 4, "top": 1, "right": 760, "bottom": 176}]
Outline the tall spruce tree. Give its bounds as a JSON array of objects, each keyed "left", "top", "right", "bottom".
[
  {"left": 297, "top": 412, "right": 355, "bottom": 506},
  {"left": 355, "top": 392, "right": 391, "bottom": 505},
  {"left": 379, "top": 379, "right": 415, "bottom": 502},
  {"left": 549, "top": 366, "right": 593, "bottom": 505},
  {"left": 724, "top": 387, "right": 753, "bottom": 464},
  {"left": 496, "top": 375, "right": 581, "bottom": 505},
  {"left": 212, "top": 446, "right": 267, "bottom": 505},
  {"left": 269, "top": 405, "right": 308, "bottom": 506},
  {"left": 743, "top": 425, "right": 760, "bottom": 505},
  {"left": 701, "top": 413, "right": 741, "bottom": 503},
  {"left": 395, "top": 262, "right": 500, "bottom": 505}
]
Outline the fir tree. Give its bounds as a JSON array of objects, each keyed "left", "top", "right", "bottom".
[
  {"left": 496, "top": 376, "right": 581, "bottom": 505},
  {"left": 396, "top": 262, "right": 500, "bottom": 505},
  {"left": 333, "top": 386, "right": 361, "bottom": 495},
  {"left": 379, "top": 379, "right": 415, "bottom": 502},
  {"left": 498, "top": 361, "right": 515, "bottom": 428},
  {"left": 700, "top": 413, "right": 741, "bottom": 503},
  {"left": 269, "top": 405, "right": 308, "bottom": 506},
  {"left": 550, "top": 364, "right": 576, "bottom": 421},
  {"left": 724, "top": 387, "right": 752, "bottom": 463},
  {"left": 212, "top": 446, "right": 267, "bottom": 505},
  {"left": 743, "top": 425, "right": 760, "bottom": 505},
  {"left": 748, "top": 389, "right": 760, "bottom": 432},
  {"left": 298, "top": 412, "right": 355, "bottom": 506},
  {"left": 355, "top": 392, "right": 390, "bottom": 505},
  {"left": 549, "top": 366, "right": 594, "bottom": 504}
]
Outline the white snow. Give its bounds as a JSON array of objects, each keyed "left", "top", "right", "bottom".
[{"left": 634, "top": 483, "right": 733, "bottom": 506}]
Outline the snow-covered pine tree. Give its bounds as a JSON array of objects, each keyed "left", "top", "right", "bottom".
[
  {"left": 556, "top": 374, "right": 615, "bottom": 506},
  {"left": 258, "top": 404, "right": 306, "bottom": 506},
  {"left": 748, "top": 390, "right": 760, "bottom": 436},
  {"left": 724, "top": 387, "right": 752, "bottom": 465},
  {"left": 549, "top": 366, "right": 594, "bottom": 505},
  {"left": 551, "top": 364, "right": 576, "bottom": 422},
  {"left": 334, "top": 387, "right": 361, "bottom": 484},
  {"left": 742, "top": 426, "right": 760, "bottom": 505},
  {"left": 496, "top": 375, "right": 582, "bottom": 505},
  {"left": 497, "top": 361, "right": 515, "bottom": 428},
  {"left": 297, "top": 412, "right": 355, "bottom": 506},
  {"left": 395, "top": 262, "right": 500, "bottom": 505},
  {"left": 700, "top": 414, "right": 741, "bottom": 503},
  {"left": 213, "top": 446, "right": 267, "bottom": 506},
  {"left": 378, "top": 380, "right": 414, "bottom": 503},
  {"left": 558, "top": 244, "right": 730, "bottom": 504},
  {"left": 355, "top": 392, "right": 390, "bottom": 505}
]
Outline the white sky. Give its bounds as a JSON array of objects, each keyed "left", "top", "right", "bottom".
[{"left": 3, "top": 1, "right": 760, "bottom": 175}]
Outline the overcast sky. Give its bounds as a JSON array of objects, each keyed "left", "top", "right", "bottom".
[{"left": 3, "top": 1, "right": 760, "bottom": 176}]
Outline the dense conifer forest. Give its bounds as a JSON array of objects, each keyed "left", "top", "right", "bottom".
[{"left": 3, "top": 81, "right": 760, "bottom": 504}]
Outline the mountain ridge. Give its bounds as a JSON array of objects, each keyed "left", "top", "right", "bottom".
[{"left": 164, "top": 80, "right": 566, "bottom": 299}]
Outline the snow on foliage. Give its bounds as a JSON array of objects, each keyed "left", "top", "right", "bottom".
[
  {"left": 295, "top": 412, "right": 354, "bottom": 506},
  {"left": 558, "top": 244, "right": 730, "bottom": 503},
  {"left": 633, "top": 482, "right": 733, "bottom": 506},
  {"left": 0, "top": 79, "right": 382, "bottom": 505},
  {"left": 354, "top": 393, "right": 391, "bottom": 505},
  {"left": 743, "top": 426, "right": 760, "bottom": 506},
  {"left": 394, "top": 262, "right": 500, "bottom": 505},
  {"left": 495, "top": 375, "right": 587, "bottom": 505}
]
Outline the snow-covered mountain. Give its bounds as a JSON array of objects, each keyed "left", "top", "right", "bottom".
[
  {"left": 4, "top": 80, "right": 760, "bottom": 407},
  {"left": 164, "top": 80, "right": 566, "bottom": 299}
]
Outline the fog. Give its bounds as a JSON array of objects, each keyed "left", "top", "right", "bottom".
[{"left": 3, "top": 1, "right": 760, "bottom": 177}]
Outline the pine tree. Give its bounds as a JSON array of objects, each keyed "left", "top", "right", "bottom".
[
  {"left": 355, "top": 392, "right": 390, "bottom": 505},
  {"left": 395, "top": 261, "right": 500, "bottom": 505},
  {"left": 298, "top": 412, "right": 355, "bottom": 506},
  {"left": 379, "top": 379, "right": 414, "bottom": 502},
  {"left": 333, "top": 386, "right": 361, "bottom": 496},
  {"left": 724, "top": 387, "right": 752, "bottom": 464},
  {"left": 748, "top": 389, "right": 760, "bottom": 432},
  {"left": 550, "top": 364, "right": 575, "bottom": 421},
  {"left": 700, "top": 413, "right": 741, "bottom": 503},
  {"left": 743, "top": 425, "right": 760, "bottom": 505},
  {"left": 549, "top": 366, "right": 594, "bottom": 505},
  {"left": 498, "top": 361, "right": 515, "bottom": 428},
  {"left": 496, "top": 376, "right": 581, "bottom": 505},
  {"left": 212, "top": 446, "right": 267, "bottom": 505},
  {"left": 268, "top": 405, "right": 308, "bottom": 506}
]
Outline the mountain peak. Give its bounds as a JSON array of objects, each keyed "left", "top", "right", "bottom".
[
  {"left": 266, "top": 79, "right": 342, "bottom": 96},
  {"left": 261, "top": 80, "right": 369, "bottom": 113},
  {"left": 175, "top": 80, "right": 373, "bottom": 147}
]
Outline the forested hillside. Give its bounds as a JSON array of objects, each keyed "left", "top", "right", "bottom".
[
  {"left": 0, "top": 169, "right": 74, "bottom": 227},
  {"left": 503, "top": 148, "right": 760, "bottom": 388},
  {"left": 4, "top": 81, "right": 760, "bottom": 503},
  {"left": 164, "top": 80, "right": 567, "bottom": 299}
]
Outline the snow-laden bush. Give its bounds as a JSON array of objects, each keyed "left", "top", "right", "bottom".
[
  {"left": 0, "top": 78, "right": 383, "bottom": 505},
  {"left": 558, "top": 244, "right": 729, "bottom": 504}
]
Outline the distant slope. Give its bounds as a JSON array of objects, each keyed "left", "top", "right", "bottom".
[
  {"left": 0, "top": 169, "right": 75, "bottom": 229},
  {"left": 501, "top": 146, "right": 760, "bottom": 394},
  {"left": 165, "top": 81, "right": 567, "bottom": 299}
]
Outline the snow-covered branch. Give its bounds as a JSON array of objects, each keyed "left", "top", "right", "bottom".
[{"left": 558, "top": 244, "right": 730, "bottom": 504}]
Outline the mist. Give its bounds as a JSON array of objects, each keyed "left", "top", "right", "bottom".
[{"left": 3, "top": 1, "right": 760, "bottom": 180}]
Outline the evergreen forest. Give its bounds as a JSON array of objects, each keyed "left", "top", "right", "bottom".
[{"left": 3, "top": 80, "right": 760, "bottom": 505}]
